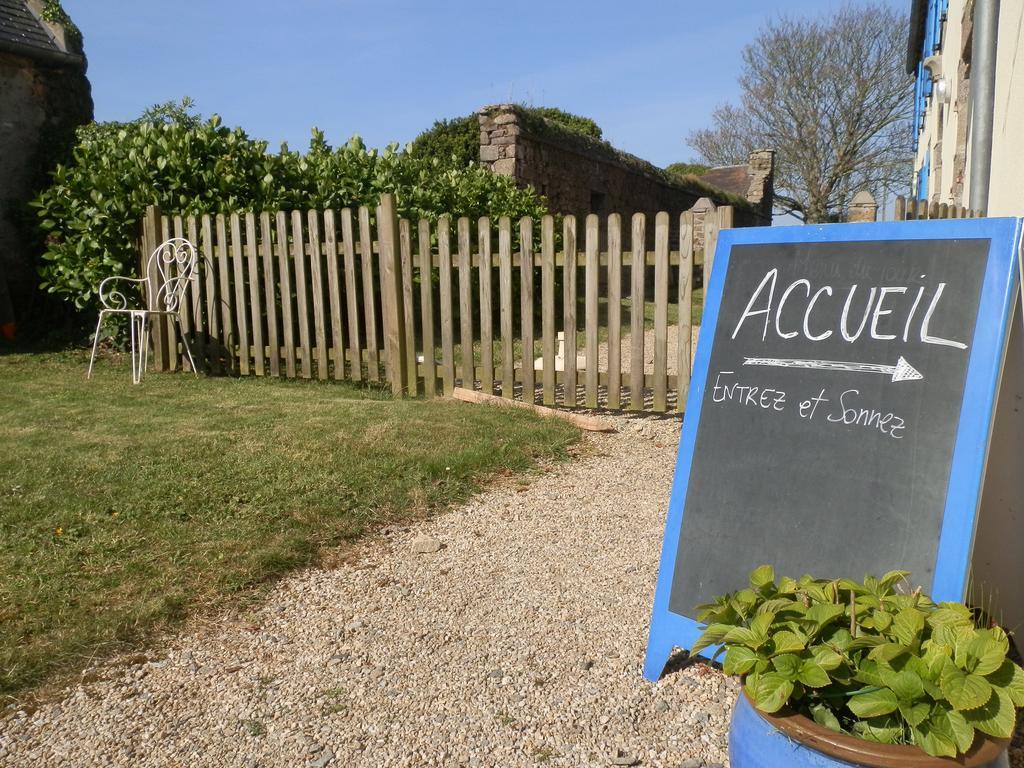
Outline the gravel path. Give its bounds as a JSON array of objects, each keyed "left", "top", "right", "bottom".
[{"left": 1, "top": 415, "right": 737, "bottom": 768}]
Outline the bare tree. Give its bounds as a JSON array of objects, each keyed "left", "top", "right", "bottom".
[{"left": 689, "top": 3, "right": 914, "bottom": 223}]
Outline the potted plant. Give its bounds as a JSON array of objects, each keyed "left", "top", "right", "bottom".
[{"left": 692, "top": 566, "right": 1024, "bottom": 767}]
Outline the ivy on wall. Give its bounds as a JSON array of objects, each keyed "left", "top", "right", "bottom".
[{"left": 39, "top": 0, "right": 82, "bottom": 52}]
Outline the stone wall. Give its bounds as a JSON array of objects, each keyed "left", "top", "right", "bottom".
[
  {"left": 478, "top": 104, "right": 773, "bottom": 247},
  {"left": 0, "top": 7, "right": 92, "bottom": 334}
]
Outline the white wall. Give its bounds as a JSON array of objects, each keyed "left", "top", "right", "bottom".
[{"left": 987, "top": 0, "right": 1024, "bottom": 216}]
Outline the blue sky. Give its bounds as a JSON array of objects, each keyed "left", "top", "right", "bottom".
[{"left": 65, "top": 0, "right": 862, "bottom": 168}]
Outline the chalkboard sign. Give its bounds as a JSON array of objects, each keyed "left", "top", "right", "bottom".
[{"left": 644, "top": 218, "right": 1023, "bottom": 681}]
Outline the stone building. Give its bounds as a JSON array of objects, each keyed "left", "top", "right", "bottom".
[
  {"left": 477, "top": 103, "right": 774, "bottom": 246},
  {"left": 0, "top": 0, "right": 92, "bottom": 336}
]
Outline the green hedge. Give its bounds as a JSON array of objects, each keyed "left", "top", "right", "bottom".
[{"left": 33, "top": 115, "right": 548, "bottom": 313}]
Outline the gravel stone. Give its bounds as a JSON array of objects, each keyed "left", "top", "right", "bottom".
[
  {"left": 611, "top": 751, "right": 640, "bottom": 765},
  {"left": 308, "top": 746, "right": 334, "bottom": 767},
  {"left": 411, "top": 535, "right": 442, "bottom": 554}
]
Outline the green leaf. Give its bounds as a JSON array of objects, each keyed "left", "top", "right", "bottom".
[
  {"left": 868, "top": 642, "right": 909, "bottom": 664},
  {"left": 734, "top": 589, "right": 761, "bottom": 612},
  {"left": 723, "top": 627, "right": 761, "bottom": 649},
  {"left": 854, "top": 659, "right": 887, "bottom": 688},
  {"left": 797, "top": 660, "right": 831, "bottom": 688},
  {"left": 847, "top": 687, "right": 898, "bottom": 718},
  {"left": 749, "top": 611, "right": 775, "bottom": 641},
  {"left": 822, "top": 627, "right": 853, "bottom": 651},
  {"left": 898, "top": 700, "right": 931, "bottom": 727},
  {"left": 810, "top": 703, "right": 841, "bottom": 731},
  {"left": 963, "top": 688, "right": 1016, "bottom": 738},
  {"left": 805, "top": 603, "right": 845, "bottom": 627},
  {"left": 801, "top": 583, "right": 834, "bottom": 603},
  {"left": 878, "top": 570, "right": 911, "bottom": 592},
  {"left": 748, "top": 672, "right": 794, "bottom": 714},
  {"left": 778, "top": 576, "right": 799, "bottom": 593},
  {"left": 931, "top": 706, "right": 976, "bottom": 755},
  {"left": 770, "top": 630, "right": 806, "bottom": 655},
  {"left": 985, "top": 659, "right": 1024, "bottom": 707},
  {"left": 928, "top": 603, "right": 974, "bottom": 628},
  {"left": 931, "top": 621, "right": 971, "bottom": 650},
  {"left": 940, "top": 662, "right": 992, "bottom": 711},
  {"left": 723, "top": 645, "right": 760, "bottom": 676},
  {"left": 852, "top": 715, "right": 903, "bottom": 744},
  {"left": 953, "top": 627, "right": 979, "bottom": 670},
  {"left": 691, "top": 623, "right": 731, "bottom": 656},
  {"left": 758, "top": 597, "right": 803, "bottom": 617},
  {"left": 965, "top": 631, "right": 1007, "bottom": 676},
  {"left": 810, "top": 645, "right": 844, "bottom": 671},
  {"left": 771, "top": 654, "right": 802, "bottom": 679},
  {"left": 883, "top": 669, "right": 924, "bottom": 702},
  {"left": 871, "top": 610, "right": 893, "bottom": 632},
  {"left": 838, "top": 578, "right": 868, "bottom": 596},
  {"left": 892, "top": 608, "right": 926, "bottom": 646},
  {"left": 749, "top": 564, "right": 775, "bottom": 591},
  {"left": 912, "top": 719, "right": 959, "bottom": 758}
]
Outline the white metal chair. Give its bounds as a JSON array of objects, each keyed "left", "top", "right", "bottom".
[{"left": 88, "top": 238, "right": 199, "bottom": 384}]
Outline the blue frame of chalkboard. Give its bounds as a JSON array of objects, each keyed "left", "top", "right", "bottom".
[{"left": 643, "top": 217, "right": 1024, "bottom": 681}]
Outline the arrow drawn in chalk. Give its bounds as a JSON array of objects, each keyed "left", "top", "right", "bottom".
[{"left": 742, "top": 355, "right": 923, "bottom": 383}]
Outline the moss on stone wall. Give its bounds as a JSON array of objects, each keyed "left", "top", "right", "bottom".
[
  {"left": 505, "top": 105, "right": 753, "bottom": 211},
  {"left": 410, "top": 105, "right": 604, "bottom": 169}
]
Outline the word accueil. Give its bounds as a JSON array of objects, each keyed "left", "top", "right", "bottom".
[{"left": 731, "top": 269, "right": 967, "bottom": 349}]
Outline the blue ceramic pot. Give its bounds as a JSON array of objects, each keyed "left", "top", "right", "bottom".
[{"left": 729, "top": 691, "right": 1009, "bottom": 768}]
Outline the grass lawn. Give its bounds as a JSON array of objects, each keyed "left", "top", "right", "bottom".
[{"left": 0, "top": 351, "right": 579, "bottom": 698}]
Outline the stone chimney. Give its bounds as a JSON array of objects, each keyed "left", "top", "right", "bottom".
[{"left": 745, "top": 149, "right": 775, "bottom": 224}]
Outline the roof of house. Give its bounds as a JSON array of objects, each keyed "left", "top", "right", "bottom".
[
  {"left": 0, "top": 0, "right": 79, "bottom": 64},
  {"left": 700, "top": 164, "right": 751, "bottom": 197}
]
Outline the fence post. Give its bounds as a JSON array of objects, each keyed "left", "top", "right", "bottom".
[
  {"left": 377, "top": 193, "right": 409, "bottom": 396},
  {"left": 895, "top": 196, "right": 906, "bottom": 221},
  {"left": 848, "top": 190, "right": 878, "bottom": 223},
  {"left": 141, "top": 204, "right": 168, "bottom": 371},
  {"left": 704, "top": 205, "right": 732, "bottom": 287}
]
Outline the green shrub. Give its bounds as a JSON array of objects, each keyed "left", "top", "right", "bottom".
[
  {"left": 407, "top": 114, "right": 480, "bottom": 169},
  {"left": 32, "top": 114, "right": 548, "bottom": 314},
  {"left": 694, "top": 566, "right": 1024, "bottom": 758},
  {"left": 34, "top": 117, "right": 285, "bottom": 310}
]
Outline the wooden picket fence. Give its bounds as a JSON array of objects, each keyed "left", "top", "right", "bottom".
[
  {"left": 140, "top": 196, "right": 734, "bottom": 414},
  {"left": 893, "top": 196, "right": 983, "bottom": 220}
]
